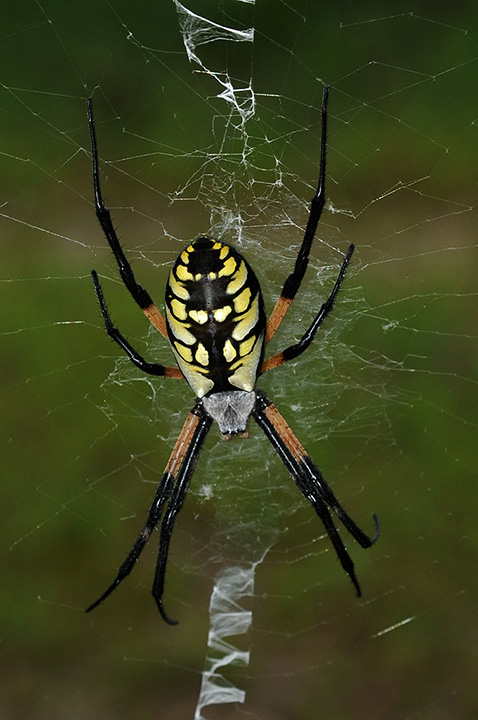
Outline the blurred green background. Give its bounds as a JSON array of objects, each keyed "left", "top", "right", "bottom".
[{"left": 1, "top": 1, "right": 477, "bottom": 719}]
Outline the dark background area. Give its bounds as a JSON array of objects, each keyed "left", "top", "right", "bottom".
[{"left": 1, "top": 2, "right": 477, "bottom": 719}]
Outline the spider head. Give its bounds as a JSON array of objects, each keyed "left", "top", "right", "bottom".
[{"left": 201, "top": 390, "right": 256, "bottom": 438}]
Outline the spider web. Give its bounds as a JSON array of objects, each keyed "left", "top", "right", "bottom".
[{"left": 1, "top": 2, "right": 477, "bottom": 719}]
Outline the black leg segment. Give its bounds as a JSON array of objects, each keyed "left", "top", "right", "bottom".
[
  {"left": 91, "top": 270, "right": 178, "bottom": 377},
  {"left": 87, "top": 98, "right": 157, "bottom": 312},
  {"left": 86, "top": 405, "right": 212, "bottom": 623},
  {"left": 252, "top": 390, "right": 379, "bottom": 597}
]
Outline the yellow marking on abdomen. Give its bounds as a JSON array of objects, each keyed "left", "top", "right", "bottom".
[
  {"left": 176, "top": 263, "right": 195, "bottom": 282},
  {"left": 175, "top": 343, "right": 193, "bottom": 362},
  {"left": 195, "top": 343, "right": 209, "bottom": 366},
  {"left": 166, "top": 309, "right": 196, "bottom": 345},
  {"left": 228, "top": 333, "right": 264, "bottom": 391},
  {"left": 212, "top": 305, "right": 232, "bottom": 323},
  {"left": 233, "top": 286, "right": 251, "bottom": 314},
  {"left": 226, "top": 260, "right": 247, "bottom": 295},
  {"left": 218, "top": 256, "right": 237, "bottom": 278},
  {"left": 170, "top": 298, "right": 188, "bottom": 320},
  {"left": 168, "top": 273, "right": 190, "bottom": 300},
  {"left": 223, "top": 339, "right": 237, "bottom": 362},
  {"left": 239, "top": 335, "right": 256, "bottom": 357},
  {"left": 232, "top": 294, "right": 259, "bottom": 340},
  {"left": 189, "top": 309, "right": 208, "bottom": 324}
]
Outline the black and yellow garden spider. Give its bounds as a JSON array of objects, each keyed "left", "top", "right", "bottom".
[{"left": 86, "top": 87, "right": 379, "bottom": 624}]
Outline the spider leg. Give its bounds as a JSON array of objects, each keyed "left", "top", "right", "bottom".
[
  {"left": 87, "top": 97, "right": 168, "bottom": 339},
  {"left": 266, "top": 85, "right": 329, "bottom": 342},
  {"left": 86, "top": 405, "right": 212, "bottom": 622},
  {"left": 85, "top": 473, "right": 176, "bottom": 614},
  {"left": 92, "top": 270, "right": 182, "bottom": 378},
  {"left": 252, "top": 391, "right": 379, "bottom": 597},
  {"left": 261, "top": 243, "right": 354, "bottom": 374},
  {"left": 151, "top": 407, "right": 212, "bottom": 624}
]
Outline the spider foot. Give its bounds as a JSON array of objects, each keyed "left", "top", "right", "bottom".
[
  {"left": 343, "top": 558, "right": 362, "bottom": 598},
  {"left": 155, "top": 594, "right": 179, "bottom": 626},
  {"left": 370, "top": 513, "right": 381, "bottom": 545}
]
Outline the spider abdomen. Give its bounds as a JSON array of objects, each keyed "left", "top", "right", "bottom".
[{"left": 165, "top": 236, "right": 266, "bottom": 398}]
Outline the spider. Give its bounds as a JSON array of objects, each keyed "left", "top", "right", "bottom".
[{"left": 85, "top": 86, "right": 379, "bottom": 625}]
